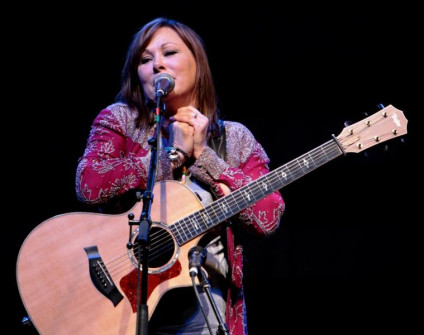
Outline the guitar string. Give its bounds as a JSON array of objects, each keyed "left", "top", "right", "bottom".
[
  {"left": 102, "top": 140, "right": 342, "bottom": 278},
  {"left": 173, "top": 108, "right": 394, "bottom": 241},
  {"left": 106, "top": 230, "right": 175, "bottom": 277},
  {"left": 102, "top": 110, "right": 395, "bottom": 277},
  {"left": 102, "top": 138, "right": 353, "bottom": 276},
  {"left": 101, "top": 139, "right": 343, "bottom": 277},
  {"left": 140, "top": 111, "right": 394, "bottom": 258}
]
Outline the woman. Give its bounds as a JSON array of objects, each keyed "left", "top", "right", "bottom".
[{"left": 76, "top": 17, "right": 285, "bottom": 335}]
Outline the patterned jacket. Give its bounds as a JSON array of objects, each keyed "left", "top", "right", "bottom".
[{"left": 76, "top": 102, "right": 285, "bottom": 335}]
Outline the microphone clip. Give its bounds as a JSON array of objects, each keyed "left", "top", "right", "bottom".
[{"left": 188, "top": 246, "right": 207, "bottom": 278}]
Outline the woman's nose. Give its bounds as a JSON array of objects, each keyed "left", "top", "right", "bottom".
[{"left": 153, "top": 55, "right": 166, "bottom": 72}]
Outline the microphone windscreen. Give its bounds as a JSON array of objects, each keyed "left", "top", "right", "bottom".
[{"left": 154, "top": 73, "right": 175, "bottom": 96}]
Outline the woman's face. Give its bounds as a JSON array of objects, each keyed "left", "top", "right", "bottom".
[{"left": 138, "top": 27, "right": 197, "bottom": 112}]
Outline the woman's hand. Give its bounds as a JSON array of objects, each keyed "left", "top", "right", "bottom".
[{"left": 169, "top": 106, "right": 209, "bottom": 159}]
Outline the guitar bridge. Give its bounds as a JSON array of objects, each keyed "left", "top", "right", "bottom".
[{"left": 84, "top": 246, "right": 124, "bottom": 306}]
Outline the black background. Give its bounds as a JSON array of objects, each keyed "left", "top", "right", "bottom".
[{"left": 7, "top": 2, "right": 421, "bottom": 334}]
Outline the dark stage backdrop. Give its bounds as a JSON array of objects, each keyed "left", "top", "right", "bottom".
[{"left": 7, "top": 3, "right": 420, "bottom": 334}]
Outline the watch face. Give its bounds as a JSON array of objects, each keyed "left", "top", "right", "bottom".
[
  {"left": 170, "top": 154, "right": 179, "bottom": 161},
  {"left": 165, "top": 146, "right": 179, "bottom": 162}
]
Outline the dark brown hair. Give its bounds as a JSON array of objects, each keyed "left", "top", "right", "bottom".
[{"left": 117, "top": 17, "right": 220, "bottom": 135}]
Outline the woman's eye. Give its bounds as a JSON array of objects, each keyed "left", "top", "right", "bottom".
[
  {"left": 164, "top": 51, "right": 177, "bottom": 56},
  {"left": 140, "top": 58, "right": 151, "bottom": 64}
]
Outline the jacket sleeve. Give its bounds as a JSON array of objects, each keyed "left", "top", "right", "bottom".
[
  {"left": 188, "top": 122, "right": 285, "bottom": 238},
  {"left": 75, "top": 106, "right": 172, "bottom": 205}
]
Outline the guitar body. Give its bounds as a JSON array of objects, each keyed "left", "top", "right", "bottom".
[{"left": 16, "top": 180, "right": 204, "bottom": 335}]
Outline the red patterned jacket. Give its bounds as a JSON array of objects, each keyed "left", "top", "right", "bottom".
[{"left": 76, "top": 103, "right": 285, "bottom": 335}]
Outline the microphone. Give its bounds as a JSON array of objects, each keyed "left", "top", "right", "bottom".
[
  {"left": 188, "top": 246, "right": 207, "bottom": 277},
  {"left": 154, "top": 73, "right": 175, "bottom": 97}
]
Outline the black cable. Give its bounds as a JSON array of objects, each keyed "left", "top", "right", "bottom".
[{"left": 191, "top": 274, "right": 214, "bottom": 335}]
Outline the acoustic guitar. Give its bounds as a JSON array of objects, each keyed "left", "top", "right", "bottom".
[{"left": 16, "top": 104, "right": 407, "bottom": 334}]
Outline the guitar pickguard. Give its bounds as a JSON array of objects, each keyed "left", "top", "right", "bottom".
[{"left": 120, "top": 260, "right": 182, "bottom": 313}]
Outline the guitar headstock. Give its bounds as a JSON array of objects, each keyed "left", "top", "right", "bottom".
[{"left": 336, "top": 105, "right": 408, "bottom": 154}]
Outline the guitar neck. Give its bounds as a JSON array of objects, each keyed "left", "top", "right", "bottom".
[{"left": 170, "top": 138, "right": 343, "bottom": 245}]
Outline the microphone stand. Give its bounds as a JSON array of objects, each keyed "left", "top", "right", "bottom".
[
  {"left": 132, "top": 91, "right": 166, "bottom": 335},
  {"left": 198, "top": 268, "right": 230, "bottom": 335}
]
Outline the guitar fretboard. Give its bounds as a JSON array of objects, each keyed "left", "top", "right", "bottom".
[{"left": 170, "top": 138, "right": 343, "bottom": 245}]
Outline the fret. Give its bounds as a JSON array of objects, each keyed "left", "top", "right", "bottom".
[
  {"left": 217, "top": 197, "right": 231, "bottom": 216},
  {"left": 260, "top": 173, "right": 277, "bottom": 197},
  {"left": 306, "top": 152, "right": 318, "bottom": 169},
  {"left": 191, "top": 214, "right": 201, "bottom": 231},
  {"left": 233, "top": 185, "right": 256, "bottom": 210},
  {"left": 170, "top": 224, "right": 184, "bottom": 245},
  {"left": 247, "top": 178, "right": 265, "bottom": 200},
  {"left": 169, "top": 225, "right": 182, "bottom": 244},
  {"left": 207, "top": 203, "right": 221, "bottom": 224},
  {"left": 276, "top": 165, "right": 294, "bottom": 186},
  {"left": 185, "top": 216, "right": 198, "bottom": 239},
  {"left": 315, "top": 145, "right": 331, "bottom": 166},
  {"left": 179, "top": 218, "right": 191, "bottom": 241},
  {"left": 229, "top": 191, "right": 243, "bottom": 211},
  {"left": 327, "top": 143, "right": 343, "bottom": 160},
  {"left": 259, "top": 179, "right": 270, "bottom": 194},
  {"left": 241, "top": 188, "right": 253, "bottom": 202},
  {"left": 210, "top": 201, "right": 226, "bottom": 222},
  {"left": 296, "top": 153, "right": 315, "bottom": 174},
  {"left": 287, "top": 160, "right": 305, "bottom": 180},
  {"left": 320, "top": 142, "right": 331, "bottom": 160},
  {"left": 267, "top": 169, "right": 287, "bottom": 191},
  {"left": 198, "top": 210, "right": 213, "bottom": 230}
]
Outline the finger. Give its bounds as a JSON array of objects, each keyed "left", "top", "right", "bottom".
[
  {"left": 170, "top": 120, "right": 193, "bottom": 134},
  {"left": 170, "top": 112, "right": 200, "bottom": 125}
]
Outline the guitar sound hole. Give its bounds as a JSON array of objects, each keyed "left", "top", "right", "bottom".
[{"left": 132, "top": 225, "right": 175, "bottom": 269}]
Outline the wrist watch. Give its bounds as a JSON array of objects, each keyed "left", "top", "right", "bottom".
[{"left": 165, "top": 146, "right": 182, "bottom": 167}]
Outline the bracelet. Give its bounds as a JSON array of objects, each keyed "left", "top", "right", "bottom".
[{"left": 174, "top": 146, "right": 190, "bottom": 160}]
